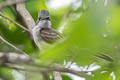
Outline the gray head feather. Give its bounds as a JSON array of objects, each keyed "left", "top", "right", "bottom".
[
  {"left": 35, "top": 10, "right": 50, "bottom": 25},
  {"left": 38, "top": 10, "right": 50, "bottom": 19}
]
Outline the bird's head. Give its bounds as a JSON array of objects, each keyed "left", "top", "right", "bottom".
[
  {"left": 38, "top": 10, "right": 51, "bottom": 21},
  {"left": 35, "top": 10, "right": 51, "bottom": 28}
]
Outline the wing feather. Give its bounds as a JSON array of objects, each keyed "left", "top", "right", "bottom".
[{"left": 40, "top": 28, "right": 61, "bottom": 43}]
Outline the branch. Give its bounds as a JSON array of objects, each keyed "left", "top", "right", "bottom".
[
  {"left": 0, "top": 35, "right": 28, "bottom": 55},
  {"left": 16, "top": 3, "right": 35, "bottom": 32},
  {"left": 0, "top": 0, "right": 27, "bottom": 10},
  {"left": 0, "top": 12, "right": 30, "bottom": 32},
  {"left": 6, "top": 64, "right": 91, "bottom": 77},
  {"left": 0, "top": 52, "right": 31, "bottom": 65},
  {"left": 53, "top": 72, "right": 62, "bottom": 80}
]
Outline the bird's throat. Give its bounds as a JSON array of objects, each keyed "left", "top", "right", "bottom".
[{"left": 37, "top": 20, "right": 51, "bottom": 29}]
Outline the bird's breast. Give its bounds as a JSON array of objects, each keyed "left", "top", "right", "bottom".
[{"left": 38, "top": 20, "right": 51, "bottom": 28}]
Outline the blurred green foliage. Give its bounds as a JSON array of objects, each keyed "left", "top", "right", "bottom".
[{"left": 0, "top": 0, "right": 120, "bottom": 80}]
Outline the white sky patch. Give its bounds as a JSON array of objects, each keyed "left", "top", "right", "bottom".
[
  {"left": 72, "top": 0, "right": 82, "bottom": 11},
  {"left": 110, "top": 72, "right": 116, "bottom": 80},
  {"left": 47, "top": 0, "right": 76, "bottom": 9},
  {"left": 87, "top": 63, "right": 101, "bottom": 71},
  {"left": 12, "top": 70, "right": 25, "bottom": 80},
  {"left": 104, "top": 0, "right": 108, "bottom": 6},
  {"left": 64, "top": 61, "right": 101, "bottom": 80},
  {"left": 64, "top": 61, "right": 101, "bottom": 72},
  {"left": 64, "top": 60, "right": 73, "bottom": 68},
  {"left": 67, "top": 74, "right": 86, "bottom": 80}
]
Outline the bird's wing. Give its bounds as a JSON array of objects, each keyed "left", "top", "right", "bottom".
[
  {"left": 96, "top": 53, "right": 114, "bottom": 62},
  {"left": 40, "top": 28, "right": 62, "bottom": 43}
]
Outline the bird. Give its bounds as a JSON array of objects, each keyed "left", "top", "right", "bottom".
[{"left": 32, "top": 10, "right": 61, "bottom": 49}]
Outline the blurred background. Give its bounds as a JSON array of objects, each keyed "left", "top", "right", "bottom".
[{"left": 0, "top": 0, "right": 120, "bottom": 80}]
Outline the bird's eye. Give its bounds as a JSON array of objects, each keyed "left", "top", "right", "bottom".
[
  {"left": 39, "top": 17, "right": 41, "bottom": 20},
  {"left": 46, "top": 17, "right": 50, "bottom": 20}
]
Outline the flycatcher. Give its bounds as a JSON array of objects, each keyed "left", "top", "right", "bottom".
[{"left": 32, "top": 10, "right": 61, "bottom": 49}]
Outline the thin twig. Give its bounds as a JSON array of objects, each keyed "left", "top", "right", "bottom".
[
  {"left": 0, "top": 35, "right": 28, "bottom": 55},
  {"left": 48, "top": 67, "right": 90, "bottom": 77},
  {"left": 5, "top": 64, "right": 91, "bottom": 77},
  {"left": 0, "top": 12, "right": 30, "bottom": 33},
  {"left": 0, "top": 0, "right": 27, "bottom": 10}
]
